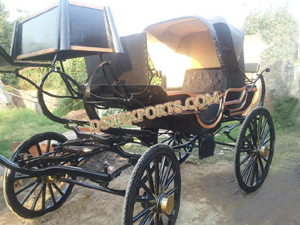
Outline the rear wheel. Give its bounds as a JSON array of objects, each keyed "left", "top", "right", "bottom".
[
  {"left": 3, "top": 132, "right": 75, "bottom": 218},
  {"left": 235, "top": 107, "right": 275, "bottom": 193},
  {"left": 161, "top": 132, "right": 196, "bottom": 164},
  {"left": 122, "top": 144, "right": 181, "bottom": 225}
]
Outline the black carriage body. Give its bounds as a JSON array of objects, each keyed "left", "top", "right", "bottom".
[{"left": 84, "top": 17, "right": 254, "bottom": 134}]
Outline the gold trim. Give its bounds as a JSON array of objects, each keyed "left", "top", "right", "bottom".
[
  {"left": 166, "top": 91, "right": 223, "bottom": 129},
  {"left": 196, "top": 106, "right": 223, "bottom": 129},
  {"left": 16, "top": 48, "right": 58, "bottom": 60},
  {"left": 227, "top": 93, "right": 248, "bottom": 113},
  {"left": 69, "top": 0, "right": 105, "bottom": 10},
  {"left": 223, "top": 87, "right": 246, "bottom": 106},
  {"left": 166, "top": 91, "right": 194, "bottom": 96},
  {"left": 229, "top": 104, "right": 251, "bottom": 116},
  {"left": 70, "top": 46, "right": 113, "bottom": 53},
  {"left": 225, "top": 85, "right": 257, "bottom": 115}
]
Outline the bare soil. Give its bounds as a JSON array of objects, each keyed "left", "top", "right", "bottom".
[{"left": 1, "top": 147, "right": 300, "bottom": 225}]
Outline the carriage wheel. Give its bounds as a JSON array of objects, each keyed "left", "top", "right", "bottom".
[
  {"left": 162, "top": 132, "right": 195, "bottom": 164},
  {"left": 3, "top": 132, "right": 75, "bottom": 218},
  {"left": 235, "top": 107, "right": 275, "bottom": 193},
  {"left": 122, "top": 144, "right": 181, "bottom": 225}
]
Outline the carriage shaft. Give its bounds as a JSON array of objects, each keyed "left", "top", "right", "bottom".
[{"left": 0, "top": 155, "right": 112, "bottom": 182}]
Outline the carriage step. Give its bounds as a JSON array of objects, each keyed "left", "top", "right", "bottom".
[
  {"left": 63, "top": 145, "right": 100, "bottom": 154},
  {"left": 198, "top": 135, "right": 215, "bottom": 159}
]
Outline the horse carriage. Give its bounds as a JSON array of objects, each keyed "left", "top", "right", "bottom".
[{"left": 0, "top": 0, "right": 275, "bottom": 224}]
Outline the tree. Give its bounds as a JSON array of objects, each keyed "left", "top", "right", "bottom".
[
  {"left": 243, "top": 7, "right": 299, "bottom": 105},
  {"left": 0, "top": 0, "right": 13, "bottom": 53},
  {"left": 0, "top": 1, "right": 16, "bottom": 86}
]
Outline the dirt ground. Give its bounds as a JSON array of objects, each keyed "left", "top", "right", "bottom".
[{"left": 1, "top": 146, "right": 300, "bottom": 225}]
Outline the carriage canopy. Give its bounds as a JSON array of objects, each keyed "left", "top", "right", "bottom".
[{"left": 144, "top": 16, "right": 245, "bottom": 88}]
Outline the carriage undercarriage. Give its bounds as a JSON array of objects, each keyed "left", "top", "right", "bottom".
[{"left": 0, "top": 1, "right": 275, "bottom": 224}]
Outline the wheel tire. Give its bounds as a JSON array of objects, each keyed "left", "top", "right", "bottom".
[
  {"left": 3, "top": 132, "right": 75, "bottom": 218},
  {"left": 122, "top": 144, "right": 181, "bottom": 225},
  {"left": 161, "top": 132, "right": 196, "bottom": 164},
  {"left": 235, "top": 107, "right": 275, "bottom": 193}
]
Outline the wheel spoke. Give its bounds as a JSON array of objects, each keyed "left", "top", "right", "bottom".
[
  {"left": 253, "top": 116, "right": 258, "bottom": 144},
  {"left": 139, "top": 181, "right": 155, "bottom": 200},
  {"left": 15, "top": 180, "right": 37, "bottom": 195},
  {"left": 240, "top": 153, "right": 252, "bottom": 166},
  {"left": 260, "top": 118, "right": 268, "bottom": 140},
  {"left": 52, "top": 183, "right": 64, "bottom": 197},
  {"left": 139, "top": 211, "right": 151, "bottom": 225},
  {"left": 165, "top": 186, "right": 178, "bottom": 196},
  {"left": 135, "top": 195, "right": 153, "bottom": 203},
  {"left": 241, "top": 157, "right": 254, "bottom": 178},
  {"left": 244, "top": 162, "right": 253, "bottom": 185},
  {"left": 257, "top": 115, "right": 263, "bottom": 142},
  {"left": 159, "top": 215, "right": 164, "bottom": 225},
  {"left": 162, "top": 161, "right": 173, "bottom": 192},
  {"left": 36, "top": 143, "right": 42, "bottom": 156},
  {"left": 240, "top": 148, "right": 256, "bottom": 153},
  {"left": 48, "top": 183, "right": 56, "bottom": 205},
  {"left": 146, "top": 166, "right": 155, "bottom": 193},
  {"left": 133, "top": 205, "right": 154, "bottom": 223},
  {"left": 155, "top": 213, "right": 159, "bottom": 225},
  {"left": 21, "top": 182, "right": 40, "bottom": 205},
  {"left": 261, "top": 156, "right": 268, "bottom": 163},
  {"left": 250, "top": 160, "right": 257, "bottom": 187},
  {"left": 260, "top": 127, "right": 270, "bottom": 146},
  {"left": 161, "top": 136, "right": 172, "bottom": 144},
  {"left": 248, "top": 123, "right": 256, "bottom": 148},
  {"left": 172, "top": 133, "right": 178, "bottom": 147},
  {"left": 243, "top": 135, "right": 255, "bottom": 150},
  {"left": 46, "top": 140, "right": 51, "bottom": 153},
  {"left": 148, "top": 212, "right": 155, "bottom": 224},
  {"left": 165, "top": 173, "right": 176, "bottom": 190},
  {"left": 154, "top": 157, "right": 159, "bottom": 195},
  {"left": 258, "top": 155, "right": 265, "bottom": 174},
  {"left": 42, "top": 183, "right": 46, "bottom": 210},
  {"left": 255, "top": 163, "right": 259, "bottom": 183},
  {"left": 262, "top": 137, "right": 270, "bottom": 146},
  {"left": 31, "top": 184, "right": 44, "bottom": 210},
  {"left": 159, "top": 156, "right": 166, "bottom": 185},
  {"left": 166, "top": 213, "right": 175, "bottom": 222}
]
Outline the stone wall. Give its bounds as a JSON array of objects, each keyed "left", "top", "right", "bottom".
[{"left": 0, "top": 85, "right": 59, "bottom": 112}]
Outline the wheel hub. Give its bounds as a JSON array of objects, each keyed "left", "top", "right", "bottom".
[
  {"left": 41, "top": 175, "right": 59, "bottom": 183},
  {"left": 159, "top": 195, "right": 174, "bottom": 215},
  {"left": 259, "top": 146, "right": 269, "bottom": 158}
]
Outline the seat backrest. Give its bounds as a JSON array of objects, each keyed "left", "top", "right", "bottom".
[
  {"left": 85, "top": 32, "right": 149, "bottom": 85},
  {"left": 181, "top": 68, "right": 223, "bottom": 93}
]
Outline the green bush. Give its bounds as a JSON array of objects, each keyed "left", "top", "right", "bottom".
[
  {"left": 52, "top": 58, "right": 87, "bottom": 116},
  {"left": 272, "top": 95, "right": 299, "bottom": 132}
]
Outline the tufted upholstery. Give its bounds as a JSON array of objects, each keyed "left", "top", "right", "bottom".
[{"left": 181, "top": 68, "right": 223, "bottom": 93}]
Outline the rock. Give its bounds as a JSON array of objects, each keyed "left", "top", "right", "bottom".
[{"left": 64, "top": 109, "right": 89, "bottom": 121}]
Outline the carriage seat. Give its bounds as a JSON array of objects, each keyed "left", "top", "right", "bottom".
[{"left": 163, "top": 67, "right": 224, "bottom": 94}]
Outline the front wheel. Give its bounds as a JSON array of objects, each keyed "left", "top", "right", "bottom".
[
  {"left": 235, "top": 107, "right": 275, "bottom": 193},
  {"left": 122, "top": 144, "right": 181, "bottom": 225},
  {"left": 3, "top": 132, "right": 75, "bottom": 218}
]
